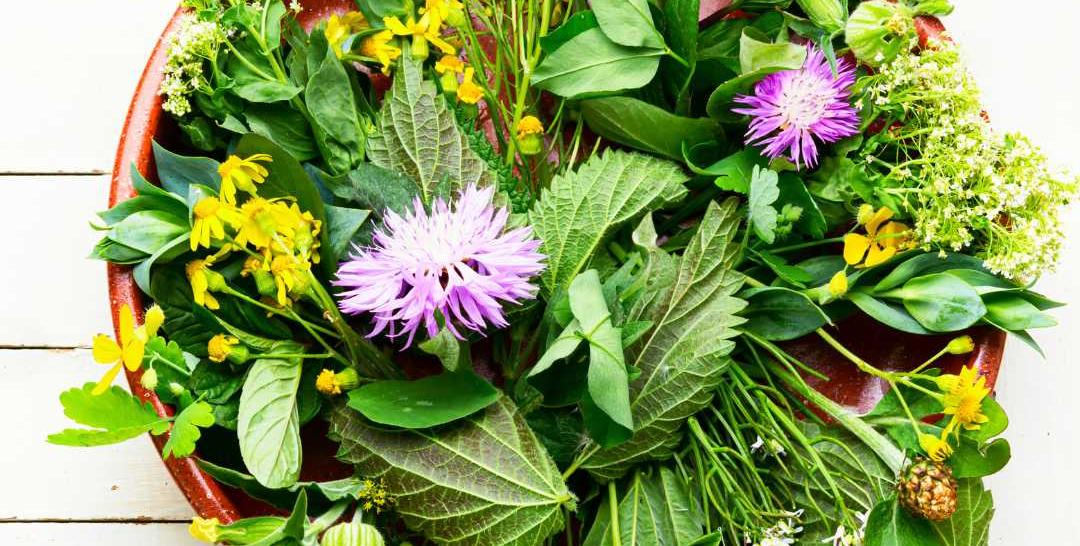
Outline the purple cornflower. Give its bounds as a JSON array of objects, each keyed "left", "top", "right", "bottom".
[
  {"left": 732, "top": 44, "right": 859, "bottom": 169},
  {"left": 335, "top": 184, "right": 545, "bottom": 348}
]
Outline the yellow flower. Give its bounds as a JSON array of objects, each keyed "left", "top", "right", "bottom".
[
  {"left": 359, "top": 30, "right": 402, "bottom": 74},
  {"left": 218, "top": 153, "right": 272, "bottom": 204},
  {"left": 937, "top": 365, "right": 991, "bottom": 431},
  {"left": 207, "top": 334, "right": 238, "bottom": 363},
  {"left": 843, "top": 206, "right": 910, "bottom": 268},
  {"left": 190, "top": 196, "right": 241, "bottom": 251},
  {"left": 435, "top": 54, "right": 464, "bottom": 75},
  {"left": 288, "top": 203, "right": 322, "bottom": 264},
  {"left": 828, "top": 270, "right": 849, "bottom": 297},
  {"left": 358, "top": 478, "right": 392, "bottom": 512},
  {"left": 516, "top": 115, "right": 544, "bottom": 140},
  {"left": 235, "top": 198, "right": 298, "bottom": 252},
  {"left": 919, "top": 432, "right": 953, "bottom": 462},
  {"left": 457, "top": 66, "right": 484, "bottom": 104},
  {"left": 325, "top": 11, "right": 368, "bottom": 58},
  {"left": 421, "top": 0, "right": 466, "bottom": 27},
  {"left": 186, "top": 259, "right": 226, "bottom": 310},
  {"left": 269, "top": 253, "right": 310, "bottom": 305},
  {"left": 384, "top": 13, "right": 455, "bottom": 60},
  {"left": 91, "top": 304, "right": 162, "bottom": 395},
  {"left": 316, "top": 368, "right": 360, "bottom": 396},
  {"left": 188, "top": 517, "right": 220, "bottom": 543},
  {"left": 514, "top": 115, "right": 545, "bottom": 155}
]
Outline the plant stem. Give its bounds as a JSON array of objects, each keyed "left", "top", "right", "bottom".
[
  {"left": 608, "top": 480, "right": 621, "bottom": 546},
  {"left": 561, "top": 444, "right": 600, "bottom": 480},
  {"left": 766, "top": 237, "right": 845, "bottom": 254}
]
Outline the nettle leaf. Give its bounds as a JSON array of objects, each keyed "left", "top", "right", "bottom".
[
  {"left": 161, "top": 400, "right": 215, "bottom": 459},
  {"left": 931, "top": 478, "right": 993, "bottom": 546},
  {"left": 238, "top": 342, "right": 306, "bottom": 488},
  {"left": 865, "top": 495, "right": 937, "bottom": 546},
  {"left": 747, "top": 165, "right": 780, "bottom": 244},
  {"left": 583, "top": 467, "right": 704, "bottom": 546},
  {"left": 367, "top": 56, "right": 491, "bottom": 204},
  {"left": 329, "top": 396, "right": 575, "bottom": 546},
  {"left": 47, "top": 383, "right": 170, "bottom": 447},
  {"left": 531, "top": 149, "right": 688, "bottom": 295},
  {"left": 581, "top": 199, "right": 747, "bottom": 480}
]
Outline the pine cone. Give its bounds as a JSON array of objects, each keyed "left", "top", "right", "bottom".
[{"left": 898, "top": 457, "right": 958, "bottom": 521}]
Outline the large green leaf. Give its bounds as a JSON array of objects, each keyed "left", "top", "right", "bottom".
[
  {"left": 864, "top": 495, "right": 937, "bottom": 546},
  {"left": 237, "top": 342, "right": 305, "bottom": 488},
  {"left": 305, "top": 35, "right": 364, "bottom": 175},
  {"left": 591, "top": 0, "right": 665, "bottom": 49},
  {"left": 329, "top": 396, "right": 575, "bottom": 546},
  {"left": 931, "top": 479, "right": 993, "bottom": 546},
  {"left": 532, "top": 28, "right": 664, "bottom": 99},
  {"left": 47, "top": 383, "right": 170, "bottom": 447},
  {"left": 346, "top": 370, "right": 500, "bottom": 429},
  {"left": 367, "top": 56, "right": 491, "bottom": 204},
  {"left": 530, "top": 149, "right": 688, "bottom": 295},
  {"left": 579, "top": 97, "right": 719, "bottom": 160},
  {"left": 581, "top": 199, "right": 747, "bottom": 480},
  {"left": 583, "top": 467, "right": 704, "bottom": 546}
]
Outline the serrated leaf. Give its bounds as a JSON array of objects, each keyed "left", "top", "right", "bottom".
[
  {"left": 238, "top": 342, "right": 305, "bottom": 488},
  {"left": 931, "top": 479, "right": 993, "bottom": 546},
  {"left": 47, "top": 383, "right": 170, "bottom": 447},
  {"left": 531, "top": 149, "right": 688, "bottom": 295},
  {"left": 162, "top": 401, "right": 215, "bottom": 459},
  {"left": 748, "top": 165, "right": 780, "bottom": 244},
  {"left": 329, "top": 396, "right": 575, "bottom": 546},
  {"left": 367, "top": 56, "right": 491, "bottom": 204},
  {"left": 583, "top": 467, "right": 703, "bottom": 546},
  {"left": 865, "top": 495, "right": 937, "bottom": 546},
  {"left": 581, "top": 199, "right": 747, "bottom": 480}
]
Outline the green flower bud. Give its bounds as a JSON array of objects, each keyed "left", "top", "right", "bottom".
[
  {"left": 252, "top": 268, "right": 278, "bottom": 300},
  {"left": 410, "top": 36, "right": 429, "bottom": 61},
  {"left": 946, "top": 335, "right": 974, "bottom": 355},
  {"left": 140, "top": 368, "right": 159, "bottom": 390},
  {"left": 796, "top": 0, "right": 846, "bottom": 34},
  {"left": 319, "top": 521, "right": 385, "bottom": 546}
]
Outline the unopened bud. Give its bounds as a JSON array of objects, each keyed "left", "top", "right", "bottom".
[
  {"left": 140, "top": 368, "right": 159, "bottom": 390},
  {"left": 945, "top": 335, "right": 974, "bottom": 355},
  {"left": 320, "top": 520, "right": 386, "bottom": 546}
]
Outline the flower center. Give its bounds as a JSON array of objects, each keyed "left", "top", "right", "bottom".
[{"left": 777, "top": 72, "right": 832, "bottom": 130}]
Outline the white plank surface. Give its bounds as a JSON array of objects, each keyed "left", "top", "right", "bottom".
[{"left": 0, "top": 0, "right": 1077, "bottom": 545}]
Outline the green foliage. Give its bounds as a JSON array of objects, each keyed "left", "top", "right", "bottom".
[
  {"left": 747, "top": 165, "right": 781, "bottom": 244},
  {"left": 152, "top": 141, "right": 221, "bottom": 195},
  {"left": 533, "top": 27, "right": 664, "bottom": 98},
  {"left": 740, "top": 286, "right": 830, "bottom": 340},
  {"left": 305, "top": 29, "right": 365, "bottom": 175},
  {"left": 47, "top": 384, "right": 170, "bottom": 447},
  {"left": 865, "top": 495, "right": 938, "bottom": 546},
  {"left": 346, "top": 371, "right": 500, "bottom": 429},
  {"left": 162, "top": 401, "right": 215, "bottom": 459},
  {"left": 845, "top": 0, "right": 916, "bottom": 66},
  {"left": 879, "top": 273, "right": 987, "bottom": 332},
  {"left": 591, "top": 0, "right": 665, "bottom": 49},
  {"left": 329, "top": 396, "right": 574, "bottom": 546},
  {"left": 932, "top": 479, "right": 993, "bottom": 546},
  {"left": 579, "top": 97, "right": 720, "bottom": 160},
  {"left": 237, "top": 342, "right": 306, "bottom": 488},
  {"left": 197, "top": 459, "right": 375, "bottom": 511},
  {"left": 583, "top": 467, "right": 704, "bottom": 546},
  {"left": 706, "top": 29, "right": 806, "bottom": 120},
  {"left": 530, "top": 149, "right": 688, "bottom": 295}
]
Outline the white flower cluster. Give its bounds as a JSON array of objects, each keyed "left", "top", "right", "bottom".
[
  {"left": 821, "top": 510, "right": 868, "bottom": 546},
  {"left": 746, "top": 510, "right": 803, "bottom": 546},
  {"left": 159, "top": 14, "right": 227, "bottom": 117},
  {"left": 862, "top": 44, "right": 1077, "bottom": 280}
]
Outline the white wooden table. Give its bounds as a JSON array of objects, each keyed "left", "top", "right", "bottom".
[{"left": 0, "top": 1, "right": 1076, "bottom": 544}]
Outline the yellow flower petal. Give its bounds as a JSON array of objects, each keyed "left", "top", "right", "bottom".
[
  {"left": 828, "top": 270, "right": 848, "bottom": 297},
  {"left": 383, "top": 16, "right": 411, "bottom": 35},
  {"left": 843, "top": 233, "right": 870, "bottom": 265},
  {"left": 863, "top": 244, "right": 897, "bottom": 267},
  {"left": 118, "top": 304, "right": 134, "bottom": 346},
  {"left": 878, "top": 221, "right": 910, "bottom": 249},
  {"left": 865, "top": 206, "right": 894, "bottom": 237},
  {"left": 123, "top": 336, "right": 145, "bottom": 372},
  {"left": 92, "top": 363, "right": 123, "bottom": 395},
  {"left": 92, "top": 334, "right": 122, "bottom": 364}
]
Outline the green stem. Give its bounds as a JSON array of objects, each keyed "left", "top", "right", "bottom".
[
  {"left": 305, "top": 272, "right": 400, "bottom": 379},
  {"left": 766, "top": 237, "right": 845, "bottom": 254},
  {"left": 286, "top": 307, "right": 350, "bottom": 366},
  {"left": 223, "top": 287, "right": 340, "bottom": 339},
  {"left": 561, "top": 444, "right": 600, "bottom": 480},
  {"left": 909, "top": 346, "right": 949, "bottom": 375},
  {"left": 608, "top": 480, "right": 622, "bottom": 546}
]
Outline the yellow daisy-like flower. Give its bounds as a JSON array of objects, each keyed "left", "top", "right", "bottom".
[
  {"left": 421, "top": 0, "right": 466, "bottom": 27},
  {"left": 218, "top": 153, "right": 272, "bottom": 204},
  {"left": 316, "top": 369, "right": 342, "bottom": 395},
  {"left": 325, "top": 11, "right": 368, "bottom": 58},
  {"left": 359, "top": 30, "right": 402, "bottom": 74},
  {"left": 937, "top": 365, "right": 991, "bottom": 431},
  {"left": 234, "top": 197, "right": 298, "bottom": 252},
  {"left": 435, "top": 54, "right": 464, "bottom": 75},
  {"left": 842, "top": 206, "right": 910, "bottom": 268},
  {"left": 185, "top": 259, "right": 226, "bottom": 310},
  {"left": 190, "top": 196, "right": 241, "bottom": 251},
  {"left": 919, "top": 432, "right": 953, "bottom": 462},
  {"left": 457, "top": 66, "right": 484, "bottom": 104},
  {"left": 207, "top": 334, "right": 239, "bottom": 363},
  {"left": 91, "top": 304, "right": 163, "bottom": 395},
  {"left": 269, "top": 253, "right": 310, "bottom": 305},
  {"left": 827, "top": 270, "right": 849, "bottom": 297},
  {"left": 516, "top": 115, "right": 544, "bottom": 140},
  {"left": 188, "top": 517, "right": 220, "bottom": 544},
  {"left": 384, "top": 13, "right": 455, "bottom": 60}
]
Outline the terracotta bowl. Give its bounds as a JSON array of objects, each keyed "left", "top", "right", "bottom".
[{"left": 108, "top": 1, "right": 1005, "bottom": 524}]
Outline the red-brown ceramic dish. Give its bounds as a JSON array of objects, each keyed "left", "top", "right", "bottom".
[{"left": 108, "top": 1, "right": 1006, "bottom": 524}]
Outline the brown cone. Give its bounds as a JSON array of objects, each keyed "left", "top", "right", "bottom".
[{"left": 898, "top": 457, "right": 959, "bottom": 521}]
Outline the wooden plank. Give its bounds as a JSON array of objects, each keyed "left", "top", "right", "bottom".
[
  {"left": 0, "top": 349, "right": 193, "bottom": 521},
  {"left": 0, "top": 1, "right": 178, "bottom": 173},
  {"left": 0, "top": 176, "right": 113, "bottom": 347},
  {"left": 0, "top": 523, "right": 196, "bottom": 545}
]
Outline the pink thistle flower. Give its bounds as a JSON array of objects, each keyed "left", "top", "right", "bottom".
[
  {"left": 732, "top": 44, "right": 860, "bottom": 169},
  {"left": 334, "top": 184, "right": 545, "bottom": 348}
]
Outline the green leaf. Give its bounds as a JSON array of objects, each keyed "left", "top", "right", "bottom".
[
  {"left": 661, "top": 0, "right": 700, "bottom": 113},
  {"left": 539, "top": 11, "right": 599, "bottom": 53},
  {"left": 244, "top": 104, "right": 318, "bottom": 162},
  {"left": 197, "top": 459, "right": 375, "bottom": 510},
  {"left": 237, "top": 342, "right": 305, "bottom": 488},
  {"left": 418, "top": 328, "right": 468, "bottom": 372},
  {"left": 324, "top": 205, "right": 370, "bottom": 265},
  {"left": 347, "top": 370, "right": 500, "bottom": 429},
  {"left": 748, "top": 165, "right": 780, "bottom": 244},
  {"left": 931, "top": 479, "right": 993, "bottom": 546},
  {"left": 161, "top": 401, "right": 215, "bottom": 459},
  {"left": 106, "top": 210, "right": 188, "bottom": 255},
  {"left": 367, "top": 56, "right": 491, "bottom": 204},
  {"left": 191, "top": 360, "right": 245, "bottom": 404},
  {"left": 874, "top": 253, "right": 988, "bottom": 293},
  {"left": 531, "top": 149, "right": 688, "bottom": 295},
  {"left": 233, "top": 80, "right": 303, "bottom": 103},
  {"left": 305, "top": 39, "right": 364, "bottom": 175},
  {"left": 864, "top": 495, "right": 938, "bottom": 546},
  {"left": 687, "top": 147, "right": 766, "bottom": 193},
  {"left": 583, "top": 467, "right": 704, "bottom": 546},
  {"left": 152, "top": 141, "right": 221, "bottom": 195},
  {"left": 849, "top": 291, "right": 933, "bottom": 335},
  {"left": 968, "top": 397, "right": 1008, "bottom": 443},
  {"left": 591, "top": 0, "right": 665, "bottom": 49},
  {"left": 741, "top": 286, "right": 830, "bottom": 340},
  {"left": 533, "top": 27, "right": 664, "bottom": 99},
  {"left": 776, "top": 171, "right": 827, "bottom": 239},
  {"left": 525, "top": 409, "right": 585, "bottom": 468},
  {"left": 580, "top": 97, "right": 720, "bottom": 160},
  {"left": 884, "top": 273, "right": 987, "bottom": 332},
  {"left": 982, "top": 292, "right": 1057, "bottom": 330},
  {"left": 753, "top": 249, "right": 813, "bottom": 286},
  {"left": 354, "top": 0, "right": 408, "bottom": 23},
  {"left": 845, "top": 0, "right": 916, "bottom": 66},
  {"left": 47, "top": 383, "right": 170, "bottom": 447},
  {"left": 322, "top": 163, "right": 420, "bottom": 218},
  {"left": 329, "top": 396, "right": 575, "bottom": 545},
  {"left": 582, "top": 199, "right": 746, "bottom": 480},
  {"left": 951, "top": 438, "right": 1010, "bottom": 479}
]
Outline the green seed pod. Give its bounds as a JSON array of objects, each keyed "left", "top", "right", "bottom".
[
  {"left": 320, "top": 521, "right": 386, "bottom": 546},
  {"left": 796, "top": 0, "right": 846, "bottom": 34}
]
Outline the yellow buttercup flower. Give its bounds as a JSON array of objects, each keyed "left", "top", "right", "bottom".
[
  {"left": 384, "top": 13, "right": 455, "bottom": 60},
  {"left": 919, "top": 432, "right": 953, "bottom": 462},
  {"left": 218, "top": 153, "right": 272, "bottom": 204},
  {"left": 188, "top": 517, "right": 220, "bottom": 543},
  {"left": 325, "top": 11, "right": 368, "bottom": 58},
  {"left": 457, "top": 66, "right": 484, "bottom": 104},
  {"left": 91, "top": 304, "right": 163, "bottom": 395},
  {"left": 186, "top": 259, "right": 226, "bottom": 310},
  {"left": 828, "top": 270, "right": 849, "bottom": 297},
  {"left": 207, "top": 334, "right": 238, "bottom": 363},
  {"left": 937, "top": 365, "right": 991, "bottom": 431},
  {"left": 843, "top": 206, "right": 910, "bottom": 268},
  {"left": 234, "top": 197, "right": 298, "bottom": 252},
  {"left": 190, "top": 196, "right": 241, "bottom": 251},
  {"left": 360, "top": 30, "right": 402, "bottom": 74},
  {"left": 269, "top": 253, "right": 310, "bottom": 305}
]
